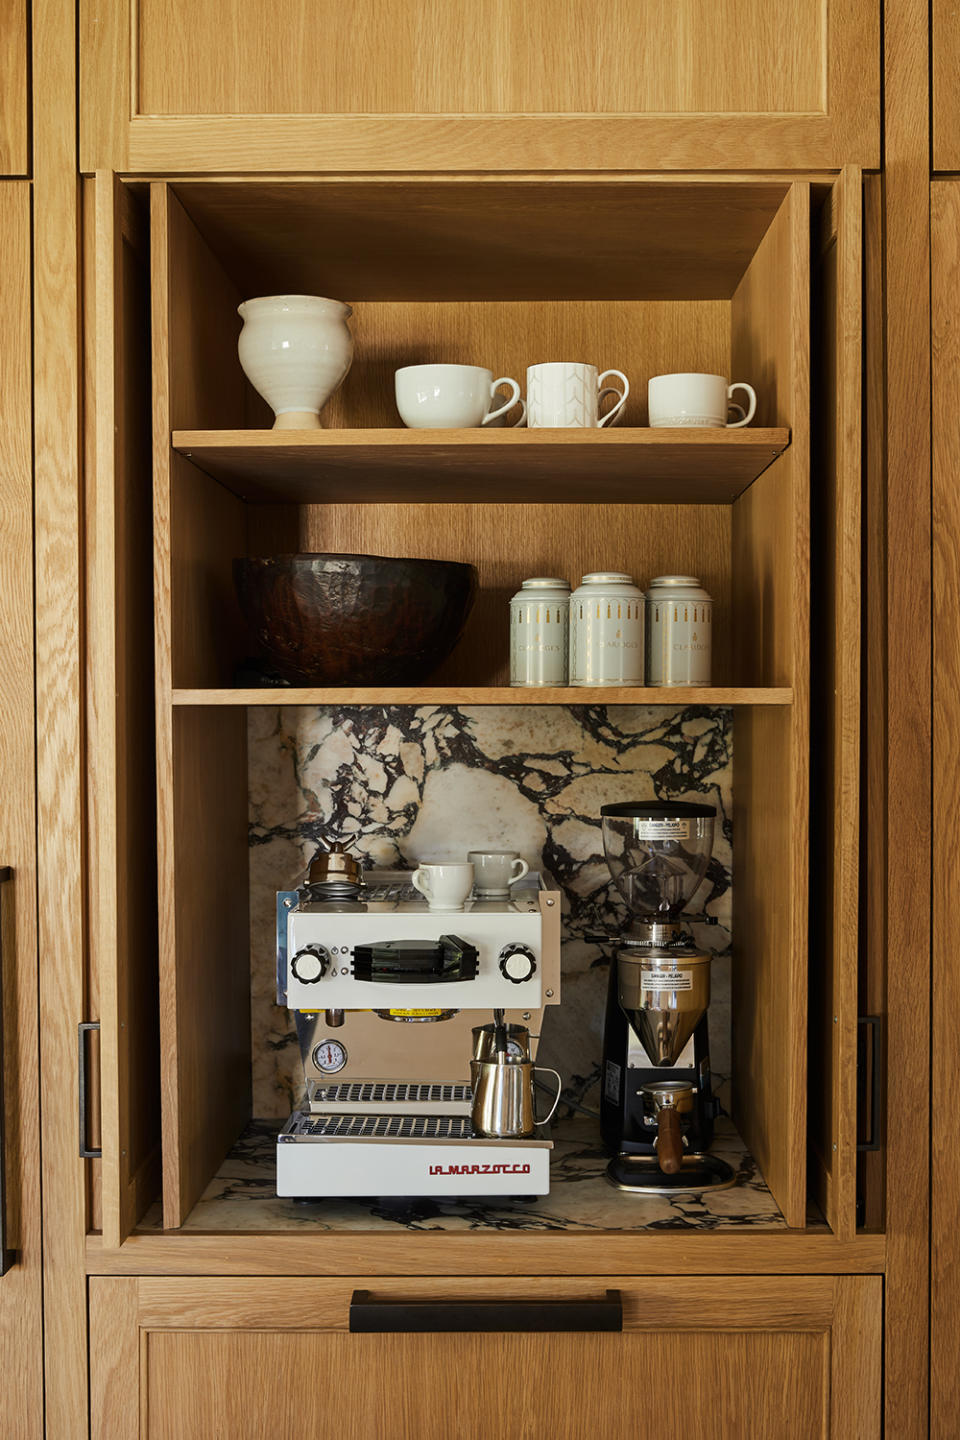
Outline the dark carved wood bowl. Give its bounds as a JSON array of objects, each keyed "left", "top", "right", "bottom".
[{"left": 233, "top": 553, "right": 479, "bottom": 686}]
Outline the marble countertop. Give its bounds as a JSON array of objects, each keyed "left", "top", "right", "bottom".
[{"left": 141, "top": 1114, "right": 787, "bottom": 1234}]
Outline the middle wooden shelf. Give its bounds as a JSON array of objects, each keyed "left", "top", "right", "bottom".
[
  {"left": 170, "top": 686, "right": 794, "bottom": 706},
  {"left": 171, "top": 428, "right": 791, "bottom": 504}
]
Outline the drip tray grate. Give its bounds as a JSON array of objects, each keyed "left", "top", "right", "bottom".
[
  {"left": 310, "top": 1082, "right": 472, "bottom": 1105},
  {"left": 287, "top": 1113, "right": 475, "bottom": 1140}
]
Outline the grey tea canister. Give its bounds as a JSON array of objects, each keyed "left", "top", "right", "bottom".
[
  {"left": 509, "top": 577, "right": 571, "bottom": 686},
  {"left": 645, "top": 575, "right": 713, "bottom": 685},
  {"left": 569, "top": 572, "right": 645, "bottom": 686}
]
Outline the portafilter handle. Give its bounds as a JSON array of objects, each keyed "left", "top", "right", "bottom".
[{"left": 656, "top": 1105, "right": 684, "bottom": 1175}]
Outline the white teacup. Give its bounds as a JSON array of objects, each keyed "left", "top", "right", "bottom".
[
  {"left": 648, "top": 373, "right": 757, "bottom": 428},
  {"left": 411, "top": 862, "right": 475, "bottom": 911},
  {"left": 468, "top": 850, "right": 530, "bottom": 897},
  {"left": 527, "top": 362, "right": 629, "bottom": 428},
  {"left": 395, "top": 365, "right": 524, "bottom": 429}
]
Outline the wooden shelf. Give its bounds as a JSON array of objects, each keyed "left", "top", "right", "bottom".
[
  {"left": 171, "top": 427, "right": 791, "bottom": 504},
  {"left": 172, "top": 686, "right": 793, "bottom": 707}
]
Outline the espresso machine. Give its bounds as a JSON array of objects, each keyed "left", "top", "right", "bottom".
[
  {"left": 275, "top": 845, "right": 562, "bottom": 1198},
  {"left": 598, "top": 801, "right": 735, "bottom": 1192}
]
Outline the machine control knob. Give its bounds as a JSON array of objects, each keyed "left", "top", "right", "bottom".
[
  {"left": 498, "top": 944, "right": 537, "bottom": 984},
  {"left": 290, "top": 945, "right": 330, "bottom": 984}
]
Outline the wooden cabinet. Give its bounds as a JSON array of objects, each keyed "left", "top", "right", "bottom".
[
  {"left": 0, "top": 0, "right": 27, "bottom": 173},
  {"left": 0, "top": 182, "right": 44, "bottom": 1434},
  {"left": 78, "top": 0, "right": 879, "bottom": 172},
  {"left": 933, "top": 0, "right": 960, "bottom": 168},
  {"left": 89, "top": 1274, "right": 881, "bottom": 1439}
]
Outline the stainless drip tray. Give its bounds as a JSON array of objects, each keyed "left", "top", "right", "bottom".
[
  {"left": 283, "top": 1112, "right": 475, "bottom": 1141},
  {"left": 310, "top": 1081, "right": 472, "bottom": 1105}
]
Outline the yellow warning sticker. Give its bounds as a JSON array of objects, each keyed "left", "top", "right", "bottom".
[{"left": 388, "top": 1008, "right": 444, "bottom": 1018}]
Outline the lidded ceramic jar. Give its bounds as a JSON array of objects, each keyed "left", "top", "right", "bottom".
[
  {"left": 644, "top": 575, "right": 713, "bottom": 685},
  {"left": 569, "top": 572, "right": 645, "bottom": 686},
  {"left": 237, "top": 295, "right": 354, "bottom": 429},
  {"left": 510, "top": 577, "right": 571, "bottom": 686}
]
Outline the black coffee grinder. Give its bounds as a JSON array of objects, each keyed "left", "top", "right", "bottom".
[{"left": 599, "top": 801, "right": 735, "bottom": 1192}]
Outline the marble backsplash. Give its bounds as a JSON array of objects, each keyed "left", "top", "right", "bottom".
[{"left": 248, "top": 704, "right": 733, "bottom": 1117}]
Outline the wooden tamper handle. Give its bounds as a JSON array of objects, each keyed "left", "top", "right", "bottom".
[{"left": 657, "top": 1105, "right": 683, "bottom": 1174}]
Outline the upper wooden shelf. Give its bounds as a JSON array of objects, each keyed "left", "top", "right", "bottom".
[
  {"left": 172, "top": 686, "right": 793, "bottom": 707},
  {"left": 171, "top": 428, "right": 791, "bottom": 505}
]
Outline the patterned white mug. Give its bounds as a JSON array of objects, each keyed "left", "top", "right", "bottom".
[
  {"left": 647, "top": 373, "right": 758, "bottom": 428},
  {"left": 526, "top": 362, "right": 629, "bottom": 428}
]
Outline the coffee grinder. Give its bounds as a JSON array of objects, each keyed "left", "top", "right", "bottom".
[{"left": 599, "top": 801, "right": 735, "bottom": 1192}]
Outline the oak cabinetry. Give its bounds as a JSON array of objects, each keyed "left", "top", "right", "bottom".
[
  {"left": 932, "top": 0, "right": 960, "bottom": 168},
  {"left": 78, "top": 0, "right": 879, "bottom": 172},
  {"left": 0, "top": 0, "right": 27, "bottom": 173},
  {"left": 0, "top": 182, "right": 44, "bottom": 1433},
  {"left": 89, "top": 1275, "right": 881, "bottom": 1440}
]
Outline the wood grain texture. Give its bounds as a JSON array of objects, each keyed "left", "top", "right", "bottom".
[
  {"left": 882, "top": 0, "right": 932, "bottom": 1429},
  {"left": 33, "top": 0, "right": 91, "bottom": 1430},
  {"left": 172, "top": 687, "right": 793, "bottom": 708},
  {"left": 86, "top": 1275, "right": 879, "bottom": 1440},
  {"left": 174, "top": 429, "right": 791, "bottom": 506},
  {"left": 0, "top": 0, "right": 27, "bottom": 173},
  {"left": 78, "top": 0, "right": 878, "bottom": 171},
  {"left": 933, "top": 0, "right": 960, "bottom": 169},
  {"left": 932, "top": 179, "right": 960, "bottom": 1440},
  {"left": 89, "top": 175, "right": 161, "bottom": 1250},
  {"left": 87, "top": 1228, "right": 887, "bottom": 1277},
  {"left": 729, "top": 184, "right": 810, "bottom": 1229},
  {"left": 136, "top": 0, "right": 825, "bottom": 117},
  {"left": 807, "top": 171, "right": 861, "bottom": 1240},
  {"left": 859, "top": 173, "right": 886, "bottom": 1234},
  {"left": 89, "top": 1277, "right": 140, "bottom": 1440},
  {"left": 170, "top": 179, "right": 790, "bottom": 303},
  {"left": 0, "top": 182, "right": 43, "bottom": 1439}
]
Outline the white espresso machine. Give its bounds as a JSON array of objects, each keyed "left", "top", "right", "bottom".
[{"left": 275, "top": 848, "right": 561, "bottom": 1199}]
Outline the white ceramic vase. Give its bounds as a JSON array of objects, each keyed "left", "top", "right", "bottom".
[{"left": 237, "top": 295, "right": 354, "bottom": 429}]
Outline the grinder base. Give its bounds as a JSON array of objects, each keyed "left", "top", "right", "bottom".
[{"left": 605, "top": 1152, "right": 736, "bottom": 1194}]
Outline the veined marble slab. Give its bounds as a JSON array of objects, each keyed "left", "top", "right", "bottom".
[{"left": 140, "top": 1115, "right": 785, "bottom": 1234}]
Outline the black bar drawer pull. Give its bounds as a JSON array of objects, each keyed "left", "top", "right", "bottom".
[
  {"left": 78, "top": 1022, "right": 102, "bottom": 1159},
  {"left": 349, "top": 1289, "right": 623, "bottom": 1333},
  {"left": 0, "top": 868, "right": 14, "bottom": 1276}
]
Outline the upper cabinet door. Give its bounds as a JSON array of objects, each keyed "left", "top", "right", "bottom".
[
  {"left": 80, "top": 0, "right": 879, "bottom": 172},
  {"left": 0, "top": 182, "right": 43, "bottom": 1435},
  {"left": 0, "top": 0, "right": 27, "bottom": 173}
]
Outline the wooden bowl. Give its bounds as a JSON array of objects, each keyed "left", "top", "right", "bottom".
[{"left": 233, "top": 553, "right": 479, "bottom": 686}]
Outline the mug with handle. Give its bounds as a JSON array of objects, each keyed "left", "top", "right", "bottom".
[
  {"left": 395, "top": 364, "right": 524, "bottom": 429},
  {"left": 647, "top": 372, "right": 757, "bottom": 428},
  {"left": 527, "top": 362, "right": 629, "bottom": 428}
]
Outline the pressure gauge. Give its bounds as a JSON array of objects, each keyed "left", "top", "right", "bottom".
[{"left": 312, "top": 1039, "right": 348, "bottom": 1074}]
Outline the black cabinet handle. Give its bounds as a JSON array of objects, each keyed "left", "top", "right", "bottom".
[
  {"left": 349, "top": 1288, "right": 622, "bottom": 1333},
  {"left": 0, "top": 868, "right": 14, "bottom": 1276},
  {"left": 78, "top": 1022, "right": 102, "bottom": 1159}
]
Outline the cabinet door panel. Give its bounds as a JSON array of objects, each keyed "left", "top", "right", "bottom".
[
  {"left": 80, "top": 0, "right": 878, "bottom": 171},
  {"left": 0, "top": 0, "right": 27, "bottom": 173},
  {"left": 87, "top": 173, "right": 161, "bottom": 1247},
  {"left": 0, "top": 182, "right": 43, "bottom": 1435},
  {"left": 90, "top": 1275, "right": 880, "bottom": 1440}
]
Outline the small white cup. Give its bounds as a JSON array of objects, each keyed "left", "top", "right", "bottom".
[
  {"left": 468, "top": 850, "right": 530, "bottom": 897},
  {"left": 647, "top": 373, "right": 758, "bottom": 428},
  {"left": 395, "top": 364, "right": 524, "bottom": 429},
  {"left": 527, "top": 362, "right": 629, "bottom": 428},
  {"left": 411, "top": 862, "right": 475, "bottom": 911}
]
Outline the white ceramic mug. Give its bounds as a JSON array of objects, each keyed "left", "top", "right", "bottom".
[
  {"left": 395, "top": 365, "right": 524, "bottom": 429},
  {"left": 411, "top": 862, "right": 475, "bottom": 911},
  {"left": 468, "top": 850, "right": 530, "bottom": 896},
  {"left": 526, "top": 362, "right": 629, "bottom": 428},
  {"left": 647, "top": 373, "right": 758, "bottom": 428}
]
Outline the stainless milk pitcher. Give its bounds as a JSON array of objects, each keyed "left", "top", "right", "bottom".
[{"left": 470, "top": 1053, "right": 562, "bottom": 1138}]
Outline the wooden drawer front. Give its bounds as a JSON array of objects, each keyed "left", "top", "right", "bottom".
[
  {"left": 79, "top": 0, "right": 878, "bottom": 171},
  {"left": 90, "top": 1276, "right": 881, "bottom": 1439}
]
